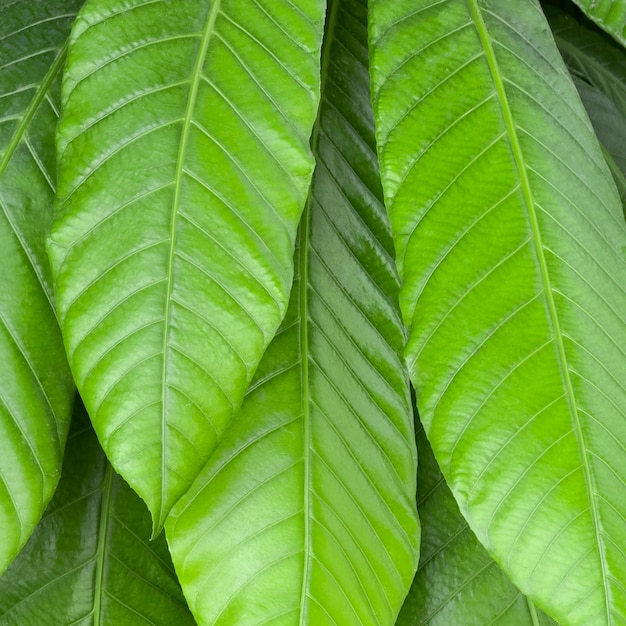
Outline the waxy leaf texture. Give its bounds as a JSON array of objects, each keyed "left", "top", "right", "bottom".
[
  {"left": 370, "top": 0, "right": 626, "bottom": 623},
  {"left": 166, "top": 1, "right": 419, "bottom": 624},
  {"left": 49, "top": 0, "right": 326, "bottom": 529},
  {"left": 0, "top": 401, "right": 194, "bottom": 625}
]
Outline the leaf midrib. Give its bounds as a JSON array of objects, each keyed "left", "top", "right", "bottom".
[
  {"left": 159, "top": 0, "right": 221, "bottom": 531},
  {"left": 466, "top": 0, "right": 610, "bottom": 619},
  {"left": 297, "top": 2, "right": 339, "bottom": 621},
  {"left": 0, "top": 42, "right": 67, "bottom": 312},
  {"left": 93, "top": 461, "right": 113, "bottom": 626}
]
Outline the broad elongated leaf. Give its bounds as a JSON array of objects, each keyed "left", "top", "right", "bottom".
[
  {"left": 570, "top": 0, "right": 626, "bottom": 48},
  {"left": 0, "top": 0, "right": 79, "bottom": 573},
  {"left": 166, "top": 2, "right": 419, "bottom": 623},
  {"left": 370, "top": 1, "right": 626, "bottom": 624},
  {"left": 0, "top": 399, "right": 195, "bottom": 625},
  {"left": 397, "top": 420, "right": 556, "bottom": 626},
  {"left": 48, "top": 0, "right": 326, "bottom": 529}
]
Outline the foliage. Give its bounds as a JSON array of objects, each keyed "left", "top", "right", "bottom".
[{"left": 0, "top": 0, "right": 625, "bottom": 624}]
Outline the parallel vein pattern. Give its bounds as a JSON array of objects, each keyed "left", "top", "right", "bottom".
[
  {"left": 397, "top": 423, "right": 557, "bottom": 626},
  {"left": 166, "top": 2, "right": 420, "bottom": 624},
  {"left": 370, "top": 0, "right": 626, "bottom": 624},
  {"left": 49, "top": 0, "right": 326, "bottom": 528},
  {"left": 0, "top": 0, "right": 79, "bottom": 574},
  {"left": 0, "top": 402, "right": 195, "bottom": 625}
]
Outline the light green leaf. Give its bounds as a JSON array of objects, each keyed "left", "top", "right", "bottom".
[
  {"left": 370, "top": 1, "right": 626, "bottom": 624},
  {"left": 0, "top": 0, "right": 79, "bottom": 574},
  {"left": 397, "top": 420, "right": 557, "bottom": 626},
  {"left": 166, "top": 2, "right": 419, "bottom": 624},
  {"left": 0, "top": 399, "right": 195, "bottom": 626},
  {"left": 48, "top": 0, "right": 326, "bottom": 530},
  {"left": 569, "top": 0, "right": 626, "bottom": 48}
]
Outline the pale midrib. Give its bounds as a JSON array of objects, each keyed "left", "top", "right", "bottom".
[
  {"left": 93, "top": 462, "right": 114, "bottom": 626},
  {"left": 298, "top": 2, "right": 338, "bottom": 621},
  {"left": 159, "top": 0, "right": 220, "bottom": 530},
  {"left": 0, "top": 41, "right": 67, "bottom": 313},
  {"left": 298, "top": 200, "right": 312, "bottom": 625},
  {"left": 466, "top": 0, "right": 610, "bottom": 620},
  {"left": 0, "top": 43, "right": 66, "bottom": 175},
  {"left": 527, "top": 597, "right": 541, "bottom": 626}
]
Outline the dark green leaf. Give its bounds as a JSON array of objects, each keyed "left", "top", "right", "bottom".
[
  {"left": 573, "top": 77, "right": 626, "bottom": 216},
  {"left": 0, "top": 0, "right": 79, "bottom": 574},
  {"left": 570, "top": 0, "right": 626, "bottom": 48},
  {"left": 0, "top": 399, "right": 195, "bottom": 625},
  {"left": 547, "top": 7, "right": 626, "bottom": 116}
]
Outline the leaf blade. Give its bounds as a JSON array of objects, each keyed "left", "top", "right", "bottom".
[
  {"left": 166, "top": 2, "right": 420, "bottom": 623},
  {"left": 370, "top": 1, "right": 626, "bottom": 623},
  {"left": 49, "top": 0, "right": 326, "bottom": 528},
  {"left": 0, "top": 400, "right": 195, "bottom": 625},
  {"left": 569, "top": 0, "right": 626, "bottom": 48},
  {"left": 398, "top": 420, "right": 558, "bottom": 626},
  {"left": 0, "top": 0, "right": 79, "bottom": 574}
]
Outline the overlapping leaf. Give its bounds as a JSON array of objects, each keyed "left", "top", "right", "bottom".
[
  {"left": 574, "top": 77, "right": 626, "bottom": 214},
  {"left": 570, "top": 0, "right": 626, "bottom": 48},
  {"left": 166, "top": 2, "right": 419, "bottom": 624},
  {"left": 547, "top": 7, "right": 626, "bottom": 116},
  {"left": 547, "top": 6, "right": 626, "bottom": 215},
  {"left": 0, "top": 0, "right": 79, "bottom": 574},
  {"left": 0, "top": 400, "right": 195, "bottom": 625},
  {"left": 48, "top": 0, "right": 326, "bottom": 529},
  {"left": 370, "top": 0, "right": 626, "bottom": 623},
  {"left": 398, "top": 420, "right": 557, "bottom": 626}
]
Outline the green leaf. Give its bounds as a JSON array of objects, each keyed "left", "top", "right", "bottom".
[
  {"left": 48, "top": 0, "right": 326, "bottom": 529},
  {"left": 397, "top": 420, "right": 557, "bottom": 626},
  {"left": 546, "top": 7, "right": 626, "bottom": 117},
  {"left": 569, "top": 0, "right": 626, "bottom": 48},
  {"left": 573, "top": 77, "right": 626, "bottom": 216},
  {"left": 370, "top": 1, "right": 626, "bottom": 624},
  {"left": 0, "top": 399, "right": 195, "bottom": 625},
  {"left": 0, "top": 0, "right": 79, "bottom": 574},
  {"left": 545, "top": 6, "right": 626, "bottom": 217},
  {"left": 166, "top": 2, "right": 419, "bottom": 624}
]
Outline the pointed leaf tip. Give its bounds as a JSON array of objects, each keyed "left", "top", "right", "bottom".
[{"left": 50, "top": 0, "right": 327, "bottom": 522}]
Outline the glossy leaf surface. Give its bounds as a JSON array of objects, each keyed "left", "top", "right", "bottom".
[
  {"left": 166, "top": 2, "right": 419, "bottom": 624},
  {"left": 49, "top": 0, "right": 326, "bottom": 529},
  {"left": 398, "top": 422, "right": 557, "bottom": 626},
  {"left": 570, "top": 0, "right": 626, "bottom": 47},
  {"left": 0, "top": 0, "right": 79, "bottom": 574},
  {"left": 370, "top": 1, "right": 626, "bottom": 624},
  {"left": 0, "top": 400, "right": 195, "bottom": 626}
]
